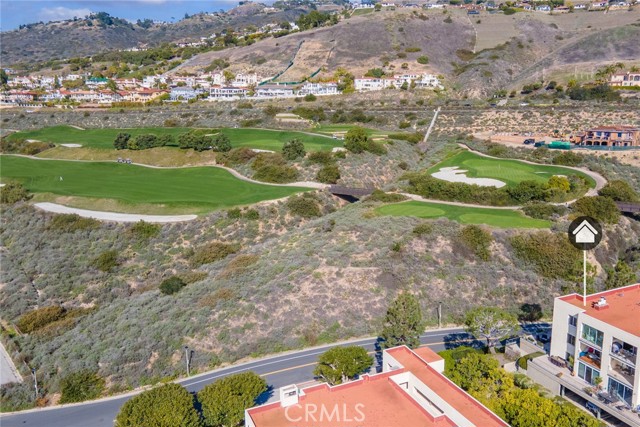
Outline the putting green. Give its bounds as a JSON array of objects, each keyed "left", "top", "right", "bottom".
[
  {"left": 0, "top": 156, "right": 306, "bottom": 213},
  {"left": 7, "top": 126, "right": 342, "bottom": 152},
  {"left": 428, "top": 151, "right": 596, "bottom": 188},
  {"left": 376, "top": 201, "right": 550, "bottom": 228}
]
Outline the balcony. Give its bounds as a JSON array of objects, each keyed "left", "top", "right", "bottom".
[
  {"left": 579, "top": 353, "right": 601, "bottom": 370},
  {"left": 609, "top": 364, "right": 635, "bottom": 387},
  {"left": 611, "top": 341, "right": 637, "bottom": 368}
]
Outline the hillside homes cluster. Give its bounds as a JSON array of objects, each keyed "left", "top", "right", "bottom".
[{"left": 354, "top": 73, "right": 443, "bottom": 91}]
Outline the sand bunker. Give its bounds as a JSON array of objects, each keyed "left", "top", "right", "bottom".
[
  {"left": 251, "top": 149, "right": 275, "bottom": 153},
  {"left": 60, "top": 144, "right": 83, "bottom": 148},
  {"left": 432, "top": 167, "right": 506, "bottom": 188}
]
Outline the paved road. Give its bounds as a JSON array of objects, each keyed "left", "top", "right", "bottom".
[
  {"left": 0, "top": 342, "right": 22, "bottom": 386},
  {"left": 1, "top": 323, "right": 550, "bottom": 427},
  {"left": 0, "top": 328, "right": 474, "bottom": 427}
]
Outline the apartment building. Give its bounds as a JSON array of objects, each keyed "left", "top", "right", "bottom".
[
  {"left": 244, "top": 345, "right": 508, "bottom": 427},
  {"left": 528, "top": 284, "right": 640, "bottom": 425}
]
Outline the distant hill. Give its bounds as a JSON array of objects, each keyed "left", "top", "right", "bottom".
[{"left": 0, "top": 3, "right": 306, "bottom": 65}]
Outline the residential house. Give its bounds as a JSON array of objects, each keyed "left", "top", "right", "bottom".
[
  {"left": 114, "top": 78, "right": 140, "bottom": 90},
  {"left": 231, "top": 73, "right": 260, "bottom": 88},
  {"left": 414, "top": 74, "right": 443, "bottom": 89},
  {"left": 7, "top": 76, "right": 35, "bottom": 89},
  {"left": 527, "top": 284, "right": 640, "bottom": 425},
  {"left": 85, "top": 77, "right": 109, "bottom": 89},
  {"left": 125, "top": 88, "right": 167, "bottom": 103},
  {"left": 244, "top": 345, "right": 509, "bottom": 427},
  {"left": 141, "top": 75, "right": 167, "bottom": 88},
  {"left": 354, "top": 77, "right": 397, "bottom": 91},
  {"left": 209, "top": 86, "right": 249, "bottom": 100},
  {"left": 254, "top": 84, "right": 295, "bottom": 98},
  {"left": 170, "top": 86, "right": 200, "bottom": 101},
  {"left": 297, "top": 82, "right": 339, "bottom": 96},
  {"left": 536, "top": 4, "right": 551, "bottom": 11},
  {"left": 0, "top": 90, "right": 39, "bottom": 103},
  {"left": 579, "top": 125, "right": 640, "bottom": 147},
  {"left": 610, "top": 72, "right": 640, "bottom": 87},
  {"left": 61, "top": 90, "right": 99, "bottom": 103},
  {"left": 589, "top": 1, "right": 607, "bottom": 10}
]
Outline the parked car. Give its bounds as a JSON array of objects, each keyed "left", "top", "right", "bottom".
[
  {"left": 585, "top": 401, "right": 599, "bottom": 415},
  {"left": 537, "top": 332, "right": 551, "bottom": 343},
  {"left": 523, "top": 138, "right": 535, "bottom": 145}
]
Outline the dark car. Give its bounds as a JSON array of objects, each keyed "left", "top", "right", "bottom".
[{"left": 523, "top": 138, "right": 535, "bottom": 145}]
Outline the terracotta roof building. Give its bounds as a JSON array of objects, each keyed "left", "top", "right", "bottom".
[{"left": 245, "top": 346, "right": 508, "bottom": 427}]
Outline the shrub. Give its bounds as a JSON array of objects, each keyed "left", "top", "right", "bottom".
[
  {"left": 307, "top": 151, "right": 334, "bottom": 165},
  {"left": 178, "top": 132, "right": 213, "bottom": 152},
  {"left": 191, "top": 242, "right": 240, "bottom": 266},
  {"left": 91, "top": 249, "right": 120, "bottom": 272},
  {"left": 388, "top": 132, "right": 423, "bottom": 144},
  {"left": 405, "top": 47, "right": 421, "bottom": 53},
  {"left": 344, "top": 127, "right": 369, "bottom": 154},
  {"left": 459, "top": 225, "right": 493, "bottom": 261},
  {"left": 398, "top": 121, "right": 411, "bottom": 129},
  {"left": 179, "top": 271, "right": 208, "bottom": 284},
  {"left": 404, "top": 173, "right": 512, "bottom": 206},
  {"left": 217, "top": 147, "right": 256, "bottom": 166},
  {"left": 240, "top": 119, "right": 262, "bottom": 128},
  {"left": 417, "top": 55, "right": 429, "bottom": 64},
  {"left": 366, "top": 190, "right": 407, "bottom": 203},
  {"left": 226, "top": 208, "right": 242, "bottom": 219},
  {"left": 517, "top": 352, "right": 545, "bottom": 370},
  {"left": 282, "top": 139, "right": 306, "bottom": 160},
  {"left": 47, "top": 214, "right": 100, "bottom": 232},
  {"left": 412, "top": 222, "right": 433, "bottom": 236},
  {"left": 316, "top": 164, "right": 341, "bottom": 184},
  {"left": 304, "top": 94, "right": 317, "bottom": 102},
  {"left": 129, "top": 220, "right": 160, "bottom": 239},
  {"left": 510, "top": 231, "right": 581, "bottom": 280},
  {"left": 159, "top": 276, "right": 187, "bottom": 295},
  {"left": 567, "top": 84, "right": 619, "bottom": 101},
  {"left": 115, "top": 384, "right": 201, "bottom": 427},
  {"left": 0, "top": 182, "right": 31, "bottom": 204},
  {"left": 506, "top": 180, "right": 549, "bottom": 203},
  {"left": 599, "top": 180, "right": 639, "bottom": 202},
  {"left": 237, "top": 101, "right": 253, "bottom": 109},
  {"left": 113, "top": 133, "right": 131, "bottom": 150},
  {"left": 1, "top": 138, "right": 53, "bottom": 155},
  {"left": 522, "top": 202, "right": 566, "bottom": 220},
  {"left": 213, "top": 134, "right": 232, "bottom": 152},
  {"left": 287, "top": 195, "right": 321, "bottom": 218},
  {"left": 253, "top": 164, "right": 299, "bottom": 183},
  {"left": 59, "top": 371, "right": 105, "bottom": 404},
  {"left": 572, "top": 196, "right": 620, "bottom": 224},
  {"left": 16, "top": 306, "right": 66, "bottom": 333},
  {"left": 163, "top": 118, "right": 179, "bottom": 127},
  {"left": 244, "top": 209, "right": 260, "bottom": 220},
  {"left": 552, "top": 151, "right": 583, "bottom": 166}
]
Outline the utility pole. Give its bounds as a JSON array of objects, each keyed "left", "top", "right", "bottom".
[
  {"left": 438, "top": 302, "right": 442, "bottom": 329},
  {"left": 31, "top": 368, "right": 38, "bottom": 400},
  {"left": 184, "top": 346, "right": 190, "bottom": 377}
]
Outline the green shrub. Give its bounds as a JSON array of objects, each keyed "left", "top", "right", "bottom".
[
  {"left": 307, "top": 151, "right": 334, "bottom": 165},
  {"left": 510, "top": 231, "right": 581, "bottom": 280},
  {"left": 217, "top": 147, "right": 257, "bottom": 166},
  {"left": 48, "top": 214, "right": 100, "bottom": 232},
  {"left": 59, "top": 371, "right": 105, "bottom": 404},
  {"left": 572, "top": 196, "right": 620, "bottom": 224},
  {"left": 244, "top": 209, "right": 260, "bottom": 220},
  {"left": 179, "top": 271, "right": 208, "bottom": 284},
  {"left": 159, "top": 276, "right": 187, "bottom": 295},
  {"left": 517, "top": 351, "right": 545, "bottom": 370},
  {"left": 287, "top": 195, "right": 321, "bottom": 218},
  {"left": 113, "top": 133, "right": 131, "bottom": 150},
  {"left": 599, "top": 180, "right": 639, "bottom": 202},
  {"left": 253, "top": 164, "right": 299, "bottom": 183},
  {"left": 0, "top": 138, "right": 53, "bottom": 155},
  {"left": 506, "top": 180, "right": 549, "bottom": 203},
  {"left": 522, "top": 202, "right": 566, "bottom": 220},
  {"left": 388, "top": 132, "right": 423, "bottom": 144},
  {"left": 282, "top": 139, "right": 306, "bottom": 160},
  {"left": 398, "top": 121, "right": 411, "bottom": 129},
  {"left": 91, "top": 250, "right": 120, "bottom": 272},
  {"left": 129, "top": 220, "right": 160, "bottom": 239},
  {"left": 237, "top": 101, "right": 253, "bottom": 109},
  {"left": 404, "top": 173, "right": 512, "bottom": 206},
  {"left": 0, "top": 182, "right": 31, "bottom": 204},
  {"left": 459, "top": 225, "right": 493, "bottom": 261},
  {"left": 316, "top": 164, "right": 341, "bottom": 184},
  {"left": 240, "top": 119, "right": 263, "bottom": 128},
  {"left": 16, "top": 306, "right": 66, "bottom": 333},
  {"left": 115, "top": 384, "right": 201, "bottom": 427},
  {"left": 226, "top": 208, "right": 242, "bottom": 219},
  {"left": 191, "top": 242, "right": 240, "bottom": 266},
  {"left": 552, "top": 151, "right": 583, "bottom": 166},
  {"left": 405, "top": 47, "right": 421, "bottom": 53},
  {"left": 417, "top": 55, "right": 429, "bottom": 64},
  {"left": 304, "top": 94, "right": 317, "bottom": 102},
  {"left": 366, "top": 190, "right": 407, "bottom": 203},
  {"left": 412, "top": 222, "right": 433, "bottom": 236}
]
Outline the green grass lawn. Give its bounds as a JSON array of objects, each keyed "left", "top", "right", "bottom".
[
  {"left": 376, "top": 201, "right": 550, "bottom": 228},
  {"left": 428, "top": 151, "right": 596, "bottom": 188},
  {"left": 7, "top": 126, "right": 342, "bottom": 152},
  {"left": 310, "top": 124, "right": 388, "bottom": 137},
  {"left": 1, "top": 156, "right": 306, "bottom": 213}
]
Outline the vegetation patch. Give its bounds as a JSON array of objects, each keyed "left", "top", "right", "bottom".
[
  {"left": 47, "top": 213, "right": 100, "bottom": 232},
  {"left": 510, "top": 231, "right": 581, "bottom": 280},
  {"left": 59, "top": 371, "right": 105, "bottom": 404},
  {"left": 190, "top": 242, "right": 240, "bottom": 266}
]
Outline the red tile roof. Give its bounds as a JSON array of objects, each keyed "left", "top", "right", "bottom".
[
  {"left": 559, "top": 283, "right": 640, "bottom": 336},
  {"left": 246, "top": 346, "right": 508, "bottom": 427}
]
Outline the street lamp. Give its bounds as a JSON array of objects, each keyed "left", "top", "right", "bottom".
[
  {"left": 31, "top": 368, "right": 38, "bottom": 400},
  {"left": 184, "top": 346, "right": 190, "bottom": 377}
]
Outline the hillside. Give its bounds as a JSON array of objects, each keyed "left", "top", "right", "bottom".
[
  {"left": 178, "top": 7, "right": 640, "bottom": 96},
  {"left": 0, "top": 3, "right": 306, "bottom": 65}
]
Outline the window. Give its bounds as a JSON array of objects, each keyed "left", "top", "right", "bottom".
[
  {"left": 567, "top": 334, "right": 576, "bottom": 346},
  {"left": 608, "top": 378, "right": 632, "bottom": 406},
  {"left": 577, "top": 362, "right": 600, "bottom": 385},
  {"left": 581, "top": 324, "right": 603, "bottom": 348},
  {"left": 568, "top": 315, "right": 577, "bottom": 327}
]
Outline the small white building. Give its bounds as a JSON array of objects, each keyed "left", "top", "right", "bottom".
[
  {"left": 209, "top": 86, "right": 248, "bottom": 100},
  {"left": 354, "top": 77, "right": 397, "bottom": 91},
  {"left": 296, "top": 82, "right": 339, "bottom": 96},
  {"left": 254, "top": 84, "right": 295, "bottom": 98}
]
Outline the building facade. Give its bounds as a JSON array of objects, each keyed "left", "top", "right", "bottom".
[
  {"left": 580, "top": 126, "right": 640, "bottom": 147},
  {"left": 610, "top": 72, "right": 640, "bottom": 87}
]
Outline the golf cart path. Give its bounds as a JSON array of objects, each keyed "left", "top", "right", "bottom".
[
  {"left": 34, "top": 203, "right": 198, "bottom": 223},
  {"left": 458, "top": 143, "right": 607, "bottom": 196}
]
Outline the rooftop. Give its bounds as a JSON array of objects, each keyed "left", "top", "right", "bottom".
[
  {"left": 245, "top": 346, "right": 507, "bottom": 427},
  {"left": 558, "top": 283, "right": 640, "bottom": 336}
]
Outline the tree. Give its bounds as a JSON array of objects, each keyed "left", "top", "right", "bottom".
[
  {"left": 518, "top": 303, "right": 543, "bottom": 322},
  {"left": 198, "top": 372, "right": 266, "bottom": 427},
  {"left": 507, "top": 180, "right": 548, "bottom": 203},
  {"left": 375, "top": 3, "right": 382, "bottom": 10},
  {"left": 60, "top": 371, "right": 105, "bottom": 403},
  {"left": 547, "top": 175, "right": 570, "bottom": 193},
  {"left": 115, "top": 383, "right": 201, "bottom": 427},
  {"left": 605, "top": 260, "right": 637, "bottom": 290},
  {"left": 282, "top": 139, "right": 306, "bottom": 160},
  {"left": 113, "top": 132, "right": 131, "bottom": 150},
  {"left": 572, "top": 196, "right": 620, "bottom": 224},
  {"left": 106, "top": 79, "right": 118, "bottom": 92},
  {"left": 380, "top": 293, "right": 425, "bottom": 349},
  {"left": 464, "top": 307, "right": 518, "bottom": 350},
  {"left": 313, "top": 346, "right": 373, "bottom": 385},
  {"left": 214, "top": 134, "right": 232, "bottom": 152},
  {"left": 344, "top": 127, "right": 369, "bottom": 154},
  {"left": 0, "top": 69, "right": 8, "bottom": 86},
  {"left": 599, "top": 180, "right": 639, "bottom": 202}
]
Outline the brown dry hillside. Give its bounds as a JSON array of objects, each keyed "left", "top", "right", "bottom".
[
  {"left": 179, "top": 7, "right": 640, "bottom": 97},
  {"left": 174, "top": 9, "right": 475, "bottom": 81}
]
